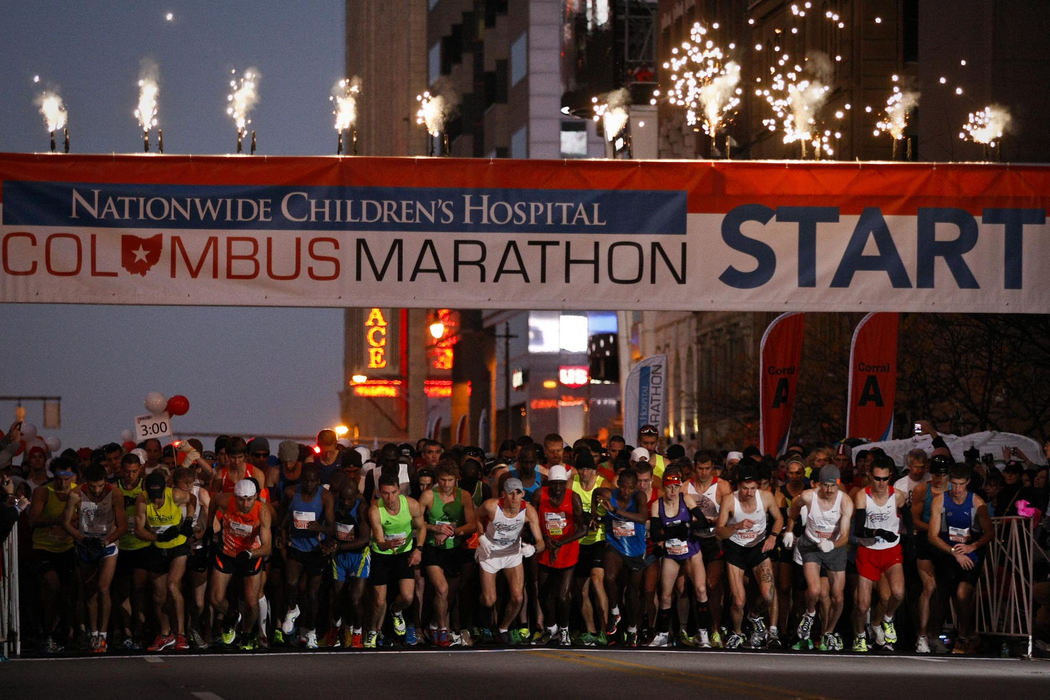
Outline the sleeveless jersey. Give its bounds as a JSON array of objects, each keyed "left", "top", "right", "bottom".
[
  {"left": 334, "top": 498, "right": 364, "bottom": 544},
  {"left": 537, "top": 487, "right": 579, "bottom": 567},
  {"left": 372, "top": 494, "right": 413, "bottom": 555},
  {"left": 572, "top": 474, "right": 606, "bottom": 545},
  {"left": 426, "top": 488, "right": 465, "bottom": 549},
  {"left": 728, "top": 493, "right": 767, "bottom": 548},
  {"left": 484, "top": 499, "right": 526, "bottom": 555},
  {"left": 686, "top": 478, "right": 721, "bottom": 538},
  {"left": 117, "top": 477, "right": 150, "bottom": 551},
  {"left": 289, "top": 486, "right": 326, "bottom": 552},
  {"left": 31, "top": 482, "right": 75, "bottom": 553},
  {"left": 940, "top": 491, "right": 982, "bottom": 563},
  {"left": 863, "top": 487, "right": 900, "bottom": 550},
  {"left": 658, "top": 495, "right": 701, "bottom": 560},
  {"left": 146, "top": 488, "right": 187, "bottom": 549},
  {"left": 804, "top": 490, "right": 844, "bottom": 544},
  {"left": 605, "top": 489, "right": 647, "bottom": 558},
  {"left": 220, "top": 500, "right": 263, "bottom": 556},
  {"left": 79, "top": 484, "right": 116, "bottom": 538}
]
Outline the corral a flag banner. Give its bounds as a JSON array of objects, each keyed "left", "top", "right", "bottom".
[
  {"left": 1, "top": 154, "right": 1049, "bottom": 313},
  {"left": 623, "top": 354, "right": 666, "bottom": 447},
  {"left": 760, "top": 313, "right": 805, "bottom": 456},
  {"left": 846, "top": 312, "right": 899, "bottom": 441}
]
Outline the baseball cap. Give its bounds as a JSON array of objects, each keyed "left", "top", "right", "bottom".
[
  {"left": 639, "top": 424, "right": 659, "bottom": 437},
  {"left": 547, "top": 465, "right": 569, "bottom": 482},
  {"left": 820, "top": 465, "right": 841, "bottom": 484},
  {"left": 1003, "top": 461, "right": 1024, "bottom": 474},
  {"left": 575, "top": 449, "right": 596, "bottom": 471},
  {"left": 736, "top": 466, "right": 759, "bottom": 483},
  {"left": 503, "top": 477, "right": 524, "bottom": 494},
  {"left": 145, "top": 472, "right": 166, "bottom": 499},
  {"left": 278, "top": 440, "right": 300, "bottom": 463},
  {"left": 234, "top": 477, "right": 258, "bottom": 498},
  {"left": 630, "top": 447, "right": 650, "bottom": 463},
  {"left": 247, "top": 437, "right": 270, "bottom": 454},
  {"left": 726, "top": 451, "right": 743, "bottom": 463},
  {"left": 462, "top": 446, "right": 486, "bottom": 462},
  {"left": 930, "top": 454, "right": 953, "bottom": 474}
]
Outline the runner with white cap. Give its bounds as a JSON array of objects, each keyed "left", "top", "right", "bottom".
[
  {"left": 475, "top": 476, "right": 544, "bottom": 645},
  {"left": 533, "top": 464, "right": 587, "bottom": 646}
]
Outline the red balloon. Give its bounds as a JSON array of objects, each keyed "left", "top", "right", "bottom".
[{"left": 166, "top": 395, "right": 190, "bottom": 416}]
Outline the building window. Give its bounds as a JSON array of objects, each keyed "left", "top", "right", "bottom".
[
  {"left": 560, "top": 121, "right": 588, "bottom": 158},
  {"left": 511, "top": 125, "right": 527, "bottom": 158},
  {"left": 511, "top": 33, "right": 527, "bottom": 86}
]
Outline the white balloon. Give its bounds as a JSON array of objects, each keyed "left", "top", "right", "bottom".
[
  {"left": 144, "top": 391, "right": 168, "bottom": 414},
  {"left": 21, "top": 422, "right": 38, "bottom": 440},
  {"left": 121, "top": 428, "right": 134, "bottom": 442},
  {"left": 45, "top": 436, "right": 62, "bottom": 452}
]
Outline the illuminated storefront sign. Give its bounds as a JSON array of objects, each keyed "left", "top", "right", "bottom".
[
  {"left": 365, "top": 307, "right": 389, "bottom": 369},
  {"left": 559, "top": 365, "right": 589, "bottom": 387}
]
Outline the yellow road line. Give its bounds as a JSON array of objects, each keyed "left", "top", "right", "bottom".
[{"left": 526, "top": 649, "right": 834, "bottom": 699}]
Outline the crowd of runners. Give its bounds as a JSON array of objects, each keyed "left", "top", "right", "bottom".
[{"left": 2, "top": 420, "right": 1048, "bottom": 656}]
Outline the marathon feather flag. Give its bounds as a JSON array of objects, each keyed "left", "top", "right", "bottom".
[
  {"left": 846, "top": 312, "right": 899, "bottom": 441},
  {"left": 759, "top": 313, "right": 805, "bottom": 456},
  {"left": 623, "top": 354, "right": 667, "bottom": 447}
]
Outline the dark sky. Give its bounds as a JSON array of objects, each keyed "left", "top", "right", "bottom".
[{"left": 0, "top": 2, "right": 349, "bottom": 450}]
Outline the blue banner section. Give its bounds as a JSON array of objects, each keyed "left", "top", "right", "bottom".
[
  {"left": 638, "top": 365, "right": 651, "bottom": 430},
  {"left": 2, "top": 181, "right": 687, "bottom": 235}
]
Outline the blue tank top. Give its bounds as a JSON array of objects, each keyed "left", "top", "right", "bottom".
[
  {"left": 508, "top": 468, "right": 543, "bottom": 497},
  {"left": 605, "top": 489, "right": 647, "bottom": 558},
  {"left": 940, "top": 491, "right": 980, "bottom": 563},
  {"left": 658, "top": 495, "right": 701, "bottom": 561},
  {"left": 289, "top": 486, "right": 326, "bottom": 552}
]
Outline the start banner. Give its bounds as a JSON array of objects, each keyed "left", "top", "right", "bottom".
[{"left": 1, "top": 153, "right": 1048, "bottom": 312}]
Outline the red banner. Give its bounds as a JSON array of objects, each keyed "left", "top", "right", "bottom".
[
  {"left": 846, "top": 312, "right": 899, "bottom": 441},
  {"left": 759, "top": 312, "right": 805, "bottom": 456}
]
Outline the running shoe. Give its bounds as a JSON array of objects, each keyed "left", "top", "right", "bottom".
[
  {"left": 324, "top": 626, "right": 341, "bottom": 648},
  {"left": 677, "top": 631, "right": 699, "bottom": 648},
  {"left": 89, "top": 634, "right": 100, "bottom": 653},
  {"left": 453, "top": 630, "right": 469, "bottom": 647},
  {"left": 597, "top": 632, "right": 610, "bottom": 647},
  {"left": 791, "top": 638, "right": 814, "bottom": 651},
  {"left": 351, "top": 630, "right": 364, "bottom": 649},
  {"left": 148, "top": 634, "right": 176, "bottom": 652},
  {"left": 392, "top": 610, "right": 407, "bottom": 636},
  {"left": 281, "top": 605, "right": 300, "bottom": 635},
  {"left": 607, "top": 610, "right": 621, "bottom": 637},
  {"left": 517, "top": 627, "right": 531, "bottom": 644},
  {"left": 580, "top": 631, "right": 598, "bottom": 647},
  {"left": 647, "top": 631, "right": 670, "bottom": 648},
  {"left": 363, "top": 631, "right": 378, "bottom": 649},
  {"left": 725, "top": 633, "right": 744, "bottom": 650},
  {"left": 190, "top": 628, "right": 207, "bottom": 650},
  {"left": 697, "top": 628, "right": 712, "bottom": 649},
  {"left": 121, "top": 637, "right": 138, "bottom": 651},
  {"left": 436, "top": 628, "right": 451, "bottom": 648},
  {"left": 709, "top": 629, "right": 724, "bottom": 649},
  {"left": 405, "top": 625, "right": 419, "bottom": 646},
  {"left": 766, "top": 628, "right": 781, "bottom": 649},
  {"left": 305, "top": 630, "right": 319, "bottom": 649},
  {"left": 625, "top": 630, "right": 639, "bottom": 648},
  {"left": 881, "top": 618, "right": 898, "bottom": 645},
  {"left": 852, "top": 635, "right": 869, "bottom": 653},
  {"left": 532, "top": 629, "right": 552, "bottom": 646},
  {"left": 833, "top": 633, "right": 844, "bottom": 651},
  {"left": 748, "top": 618, "right": 767, "bottom": 649},
  {"left": 868, "top": 622, "right": 886, "bottom": 647},
  {"left": 915, "top": 635, "right": 931, "bottom": 654},
  {"left": 238, "top": 634, "right": 257, "bottom": 651},
  {"left": 174, "top": 634, "right": 190, "bottom": 651},
  {"left": 558, "top": 629, "right": 571, "bottom": 647},
  {"left": 796, "top": 611, "right": 815, "bottom": 644},
  {"left": 818, "top": 632, "right": 837, "bottom": 652},
  {"left": 273, "top": 629, "right": 286, "bottom": 645},
  {"left": 43, "top": 637, "right": 64, "bottom": 654},
  {"left": 95, "top": 637, "right": 108, "bottom": 654},
  {"left": 480, "top": 628, "right": 495, "bottom": 645}
]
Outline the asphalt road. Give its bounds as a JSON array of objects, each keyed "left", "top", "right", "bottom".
[{"left": 4, "top": 648, "right": 1049, "bottom": 699}]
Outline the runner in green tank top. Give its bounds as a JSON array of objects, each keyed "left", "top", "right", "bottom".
[{"left": 419, "top": 464, "right": 476, "bottom": 646}]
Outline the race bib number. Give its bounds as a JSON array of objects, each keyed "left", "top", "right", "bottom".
[
  {"left": 336, "top": 522, "right": 355, "bottom": 541},
  {"left": 666, "top": 538, "right": 688, "bottom": 556},
  {"left": 385, "top": 532, "right": 407, "bottom": 549},
  {"left": 293, "top": 510, "right": 316, "bottom": 530},
  {"left": 948, "top": 526, "right": 970, "bottom": 544},
  {"left": 229, "top": 520, "right": 254, "bottom": 537},
  {"left": 612, "top": 521, "right": 635, "bottom": 539},
  {"left": 545, "top": 512, "right": 567, "bottom": 537}
]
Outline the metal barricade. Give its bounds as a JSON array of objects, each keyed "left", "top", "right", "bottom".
[
  {"left": 975, "top": 516, "right": 1045, "bottom": 657},
  {"left": 1, "top": 521, "right": 20, "bottom": 659}
]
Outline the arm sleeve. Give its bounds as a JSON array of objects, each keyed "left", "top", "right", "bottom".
[
  {"left": 688, "top": 506, "right": 710, "bottom": 529},
  {"left": 852, "top": 507, "right": 872, "bottom": 538},
  {"left": 649, "top": 516, "right": 664, "bottom": 542}
]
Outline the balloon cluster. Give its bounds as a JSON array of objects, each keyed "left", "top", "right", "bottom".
[{"left": 144, "top": 391, "right": 191, "bottom": 416}]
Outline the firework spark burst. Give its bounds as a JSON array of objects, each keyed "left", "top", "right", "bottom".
[
  {"left": 331, "top": 76, "right": 361, "bottom": 132},
  {"left": 226, "top": 68, "right": 260, "bottom": 137},
  {"left": 36, "top": 91, "right": 67, "bottom": 133},
  {"left": 961, "top": 105, "right": 1011, "bottom": 148}
]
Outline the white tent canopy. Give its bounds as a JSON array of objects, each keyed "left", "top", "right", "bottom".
[{"left": 851, "top": 431, "right": 1047, "bottom": 468}]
